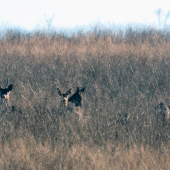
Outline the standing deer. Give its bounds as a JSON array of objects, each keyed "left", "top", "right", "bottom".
[
  {"left": 57, "top": 87, "right": 71, "bottom": 117},
  {"left": 68, "top": 87, "right": 88, "bottom": 123},
  {"left": 68, "top": 87, "right": 85, "bottom": 107},
  {"left": 57, "top": 87, "right": 71, "bottom": 107},
  {"left": 0, "top": 79, "right": 13, "bottom": 106},
  {"left": 155, "top": 102, "right": 170, "bottom": 122}
]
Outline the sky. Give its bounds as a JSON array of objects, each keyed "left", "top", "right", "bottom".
[{"left": 0, "top": 0, "right": 170, "bottom": 30}]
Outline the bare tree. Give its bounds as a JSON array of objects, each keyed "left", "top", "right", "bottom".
[
  {"left": 154, "top": 8, "right": 163, "bottom": 29},
  {"left": 44, "top": 13, "right": 55, "bottom": 29},
  {"left": 164, "top": 9, "right": 170, "bottom": 29},
  {"left": 154, "top": 8, "right": 170, "bottom": 29}
]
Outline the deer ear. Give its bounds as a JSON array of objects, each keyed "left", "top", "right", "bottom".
[
  {"left": 76, "top": 87, "right": 80, "bottom": 93},
  {"left": 57, "top": 87, "right": 62, "bottom": 96},
  {"left": 66, "top": 88, "right": 71, "bottom": 95},
  {"left": 81, "top": 87, "right": 85, "bottom": 92},
  {"left": 8, "top": 84, "right": 13, "bottom": 91}
]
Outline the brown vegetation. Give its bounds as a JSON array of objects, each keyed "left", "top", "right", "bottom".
[{"left": 0, "top": 27, "right": 170, "bottom": 169}]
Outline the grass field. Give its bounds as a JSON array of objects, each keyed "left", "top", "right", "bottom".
[{"left": 0, "top": 27, "right": 170, "bottom": 169}]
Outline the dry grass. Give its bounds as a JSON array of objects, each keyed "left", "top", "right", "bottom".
[{"left": 0, "top": 27, "right": 170, "bottom": 169}]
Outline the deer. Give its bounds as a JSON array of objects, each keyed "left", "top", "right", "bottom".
[
  {"left": 68, "top": 87, "right": 87, "bottom": 122},
  {"left": 57, "top": 87, "right": 71, "bottom": 107},
  {"left": 68, "top": 87, "right": 85, "bottom": 107},
  {"left": 56, "top": 87, "right": 71, "bottom": 117},
  {"left": 155, "top": 102, "right": 170, "bottom": 122},
  {"left": 0, "top": 79, "right": 13, "bottom": 107}
]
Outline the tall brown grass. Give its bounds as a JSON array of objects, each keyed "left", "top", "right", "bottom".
[{"left": 0, "top": 27, "right": 170, "bottom": 169}]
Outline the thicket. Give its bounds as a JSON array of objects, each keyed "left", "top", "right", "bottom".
[{"left": 0, "top": 27, "right": 170, "bottom": 169}]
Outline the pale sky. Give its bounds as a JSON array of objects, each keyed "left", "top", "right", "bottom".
[{"left": 0, "top": 0, "right": 170, "bottom": 30}]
